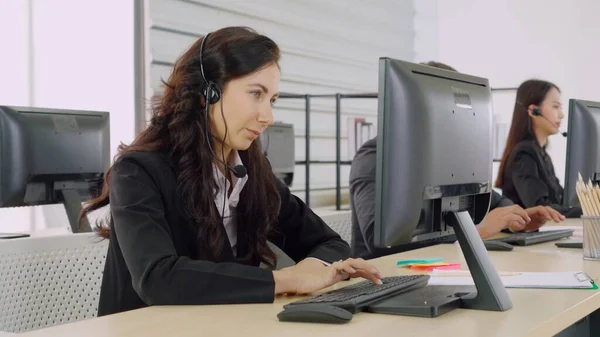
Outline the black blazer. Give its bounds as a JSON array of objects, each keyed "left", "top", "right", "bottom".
[
  {"left": 97, "top": 151, "right": 350, "bottom": 316},
  {"left": 500, "top": 140, "right": 582, "bottom": 218}
]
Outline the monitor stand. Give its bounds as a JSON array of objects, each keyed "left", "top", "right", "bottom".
[
  {"left": 366, "top": 210, "right": 512, "bottom": 317},
  {"left": 23, "top": 181, "right": 94, "bottom": 234},
  {"left": 448, "top": 210, "right": 512, "bottom": 310},
  {"left": 55, "top": 183, "right": 93, "bottom": 234}
]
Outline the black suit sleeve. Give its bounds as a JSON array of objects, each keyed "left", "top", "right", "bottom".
[
  {"left": 348, "top": 141, "right": 380, "bottom": 258},
  {"left": 511, "top": 152, "right": 581, "bottom": 216},
  {"left": 110, "top": 158, "right": 275, "bottom": 306},
  {"left": 275, "top": 179, "right": 351, "bottom": 264},
  {"left": 490, "top": 190, "right": 513, "bottom": 210},
  {"left": 348, "top": 145, "right": 441, "bottom": 258},
  {"left": 349, "top": 167, "right": 377, "bottom": 257}
]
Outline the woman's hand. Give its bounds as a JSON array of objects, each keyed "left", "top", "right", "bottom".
[
  {"left": 478, "top": 205, "right": 530, "bottom": 239},
  {"left": 516, "top": 205, "right": 565, "bottom": 232},
  {"left": 273, "top": 258, "right": 383, "bottom": 295}
]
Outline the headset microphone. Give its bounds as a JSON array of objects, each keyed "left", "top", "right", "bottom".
[
  {"left": 532, "top": 108, "right": 567, "bottom": 138},
  {"left": 230, "top": 165, "right": 247, "bottom": 178}
]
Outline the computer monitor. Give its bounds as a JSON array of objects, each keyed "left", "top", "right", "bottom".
[
  {"left": 0, "top": 106, "right": 109, "bottom": 233},
  {"left": 260, "top": 122, "right": 295, "bottom": 187},
  {"left": 564, "top": 99, "right": 600, "bottom": 208},
  {"left": 374, "top": 58, "right": 511, "bottom": 312}
]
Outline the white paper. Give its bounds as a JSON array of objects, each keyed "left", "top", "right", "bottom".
[
  {"left": 539, "top": 225, "right": 583, "bottom": 239},
  {"left": 427, "top": 270, "right": 594, "bottom": 289}
]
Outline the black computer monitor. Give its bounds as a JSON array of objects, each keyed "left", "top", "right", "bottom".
[
  {"left": 374, "top": 58, "right": 512, "bottom": 312},
  {"left": 0, "top": 106, "right": 109, "bottom": 233},
  {"left": 564, "top": 99, "right": 600, "bottom": 208}
]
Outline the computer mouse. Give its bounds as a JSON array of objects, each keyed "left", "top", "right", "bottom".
[
  {"left": 277, "top": 304, "right": 353, "bottom": 324},
  {"left": 484, "top": 240, "right": 514, "bottom": 251}
]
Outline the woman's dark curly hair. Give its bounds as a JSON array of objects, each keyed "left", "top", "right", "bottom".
[{"left": 79, "top": 26, "right": 282, "bottom": 268}]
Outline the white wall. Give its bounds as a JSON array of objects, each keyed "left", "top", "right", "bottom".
[
  {"left": 428, "top": 0, "right": 600, "bottom": 186},
  {"left": 0, "top": 1, "right": 31, "bottom": 106},
  {"left": 146, "top": 0, "right": 418, "bottom": 208},
  {"left": 0, "top": 0, "right": 135, "bottom": 233},
  {"left": 412, "top": 0, "right": 439, "bottom": 63},
  {"left": 1, "top": 0, "right": 422, "bottom": 233}
]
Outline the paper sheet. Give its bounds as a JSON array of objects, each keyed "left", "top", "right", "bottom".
[
  {"left": 427, "top": 270, "right": 595, "bottom": 289},
  {"left": 539, "top": 226, "right": 583, "bottom": 239}
]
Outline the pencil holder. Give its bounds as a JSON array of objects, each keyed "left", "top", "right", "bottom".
[{"left": 582, "top": 216, "right": 600, "bottom": 260}]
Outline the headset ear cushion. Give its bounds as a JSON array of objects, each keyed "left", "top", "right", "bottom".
[
  {"left": 209, "top": 86, "right": 221, "bottom": 104},
  {"left": 532, "top": 108, "right": 541, "bottom": 116},
  {"left": 204, "top": 82, "right": 221, "bottom": 105}
]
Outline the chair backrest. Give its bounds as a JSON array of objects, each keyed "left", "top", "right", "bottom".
[
  {"left": 0, "top": 233, "right": 108, "bottom": 333},
  {"left": 320, "top": 211, "right": 352, "bottom": 244}
]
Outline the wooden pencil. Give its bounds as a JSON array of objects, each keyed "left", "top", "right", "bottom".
[
  {"left": 577, "top": 173, "right": 600, "bottom": 259},
  {"left": 576, "top": 181, "right": 592, "bottom": 257},
  {"left": 594, "top": 184, "right": 600, "bottom": 259},
  {"left": 587, "top": 181, "right": 600, "bottom": 258}
]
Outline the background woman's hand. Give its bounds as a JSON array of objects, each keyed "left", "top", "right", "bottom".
[
  {"left": 517, "top": 205, "right": 565, "bottom": 232},
  {"left": 478, "top": 205, "right": 530, "bottom": 239}
]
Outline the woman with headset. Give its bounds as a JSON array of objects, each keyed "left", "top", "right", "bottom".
[
  {"left": 80, "top": 26, "right": 382, "bottom": 317},
  {"left": 496, "top": 79, "right": 582, "bottom": 218}
]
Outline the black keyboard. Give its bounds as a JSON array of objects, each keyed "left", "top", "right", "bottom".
[
  {"left": 284, "top": 275, "right": 430, "bottom": 313},
  {"left": 492, "top": 229, "right": 574, "bottom": 246}
]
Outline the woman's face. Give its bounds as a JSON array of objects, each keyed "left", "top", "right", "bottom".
[
  {"left": 531, "top": 87, "right": 564, "bottom": 136},
  {"left": 209, "top": 63, "right": 279, "bottom": 153}
]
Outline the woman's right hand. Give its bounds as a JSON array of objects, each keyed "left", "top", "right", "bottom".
[
  {"left": 478, "top": 205, "right": 531, "bottom": 239},
  {"left": 273, "top": 258, "right": 384, "bottom": 295}
]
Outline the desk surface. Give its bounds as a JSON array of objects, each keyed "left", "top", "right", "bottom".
[{"left": 19, "top": 219, "right": 600, "bottom": 337}]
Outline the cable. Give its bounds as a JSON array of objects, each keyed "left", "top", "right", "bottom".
[
  {"left": 263, "top": 131, "right": 270, "bottom": 156},
  {"left": 220, "top": 98, "right": 228, "bottom": 226},
  {"left": 202, "top": 87, "right": 228, "bottom": 226}
]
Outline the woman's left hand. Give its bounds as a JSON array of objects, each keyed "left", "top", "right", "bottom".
[{"left": 279, "top": 258, "right": 384, "bottom": 295}]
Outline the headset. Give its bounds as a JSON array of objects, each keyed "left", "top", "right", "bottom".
[
  {"left": 199, "top": 32, "right": 248, "bottom": 229},
  {"left": 199, "top": 32, "right": 248, "bottom": 178},
  {"left": 530, "top": 106, "right": 567, "bottom": 137},
  {"left": 516, "top": 100, "right": 567, "bottom": 137},
  {"left": 199, "top": 32, "right": 221, "bottom": 106}
]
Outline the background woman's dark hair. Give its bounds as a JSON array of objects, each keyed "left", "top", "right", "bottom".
[
  {"left": 495, "top": 79, "right": 560, "bottom": 187},
  {"left": 80, "top": 26, "right": 282, "bottom": 268}
]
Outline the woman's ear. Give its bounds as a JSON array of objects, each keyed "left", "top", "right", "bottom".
[{"left": 527, "top": 104, "right": 538, "bottom": 118}]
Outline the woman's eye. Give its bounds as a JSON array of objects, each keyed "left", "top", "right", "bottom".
[
  {"left": 251, "top": 91, "right": 261, "bottom": 98},
  {"left": 270, "top": 98, "right": 277, "bottom": 106}
]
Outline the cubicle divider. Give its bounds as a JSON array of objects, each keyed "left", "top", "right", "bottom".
[
  {"left": 278, "top": 93, "right": 377, "bottom": 210},
  {"left": 0, "top": 233, "right": 109, "bottom": 333}
]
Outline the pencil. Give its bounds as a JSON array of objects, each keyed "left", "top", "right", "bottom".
[
  {"left": 587, "top": 180, "right": 600, "bottom": 258},
  {"left": 576, "top": 181, "right": 593, "bottom": 257},
  {"left": 577, "top": 172, "right": 600, "bottom": 259},
  {"left": 594, "top": 184, "right": 600, "bottom": 259}
]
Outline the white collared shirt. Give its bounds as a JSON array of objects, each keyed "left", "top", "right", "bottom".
[
  {"left": 212, "top": 151, "right": 329, "bottom": 265},
  {"left": 212, "top": 151, "right": 248, "bottom": 257}
]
